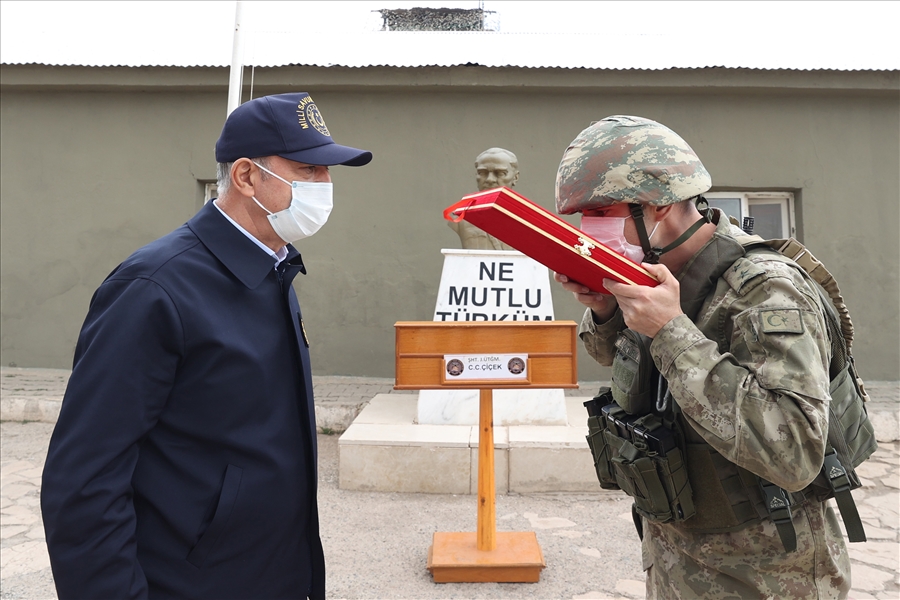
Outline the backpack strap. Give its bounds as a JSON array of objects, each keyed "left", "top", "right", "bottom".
[
  {"left": 775, "top": 239, "right": 855, "bottom": 353},
  {"left": 822, "top": 447, "right": 867, "bottom": 542}
]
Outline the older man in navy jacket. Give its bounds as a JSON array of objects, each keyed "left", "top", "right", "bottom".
[{"left": 41, "top": 93, "right": 371, "bottom": 600}]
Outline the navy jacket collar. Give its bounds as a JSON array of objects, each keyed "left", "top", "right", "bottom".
[{"left": 189, "top": 201, "right": 304, "bottom": 289}]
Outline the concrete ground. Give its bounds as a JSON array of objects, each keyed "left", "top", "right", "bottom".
[{"left": 2, "top": 368, "right": 898, "bottom": 599}]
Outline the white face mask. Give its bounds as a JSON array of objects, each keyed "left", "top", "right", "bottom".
[
  {"left": 581, "top": 215, "right": 659, "bottom": 264},
  {"left": 252, "top": 162, "right": 333, "bottom": 243}
]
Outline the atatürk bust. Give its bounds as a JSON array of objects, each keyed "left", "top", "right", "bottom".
[{"left": 448, "top": 148, "right": 520, "bottom": 250}]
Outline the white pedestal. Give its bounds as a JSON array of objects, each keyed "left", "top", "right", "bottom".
[
  {"left": 417, "top": 388, "right": 567, "bottom": 426},
  {"left": 339, "top": 394, "right": 599, "bottom": 494}
]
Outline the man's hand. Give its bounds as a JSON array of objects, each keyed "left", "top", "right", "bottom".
[
  {"left": 603, "top": 263, "right": 682, "bottom": 338},
  {"left": 553, "top": 272, "right": 618, "bottom": 323}
]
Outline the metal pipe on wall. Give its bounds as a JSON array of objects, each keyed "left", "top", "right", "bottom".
[{"left": 226, "top": 1, "right": 244, "bottom": 116}]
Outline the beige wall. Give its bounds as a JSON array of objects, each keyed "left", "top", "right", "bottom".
[{"left": 1, "top": 66, "right": 898, "bottom": 380}]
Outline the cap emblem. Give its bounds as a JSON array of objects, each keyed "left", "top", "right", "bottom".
[{"left": 297, "top": 96, "right": 330, "bottom": 137}]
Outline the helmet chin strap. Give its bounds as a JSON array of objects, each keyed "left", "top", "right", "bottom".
[{"left": 628, "top": 198, "right": 712, "bottom": 264}]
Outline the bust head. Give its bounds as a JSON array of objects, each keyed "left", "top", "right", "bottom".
[{"left": 475, "top": 148, "right": 519, "bottom": 191}]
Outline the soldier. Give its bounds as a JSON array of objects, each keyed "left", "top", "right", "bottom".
[
  {"left": 448, "top": 147, "right": 519, "bottom": 250},
  {"left": 555, "top": 116, "right": 850, "bottom": 598}
]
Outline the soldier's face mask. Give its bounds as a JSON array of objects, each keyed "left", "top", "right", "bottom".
[
  {"left": 581, "top": 214, "right": 658, "bottom": 264},
  {"left": 251, "top": 162, "right": 333, "bottom": 244}
]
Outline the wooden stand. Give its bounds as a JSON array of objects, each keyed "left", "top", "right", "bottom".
[{"left": 395, "top": 321, "right": 578, "bottom": 583}]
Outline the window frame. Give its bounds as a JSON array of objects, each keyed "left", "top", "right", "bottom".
[
  {"left": 704, "top": 191, "right": 796, "bottom": 239},
  {"left": 204, "top": 182, "right": 218, "bottom": 204}
]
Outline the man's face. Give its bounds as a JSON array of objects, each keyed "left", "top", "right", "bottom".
[
  {"left": 255, "top": 156, "right": 331, "bottom": 212},
  {"left": 475, "top": 153, "right": 518, "bottom": 191}
]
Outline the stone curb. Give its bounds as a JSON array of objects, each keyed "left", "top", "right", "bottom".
[
  {"left": 1, "top": 397, "right": 62, "bottom": 424},
  {"left": 4, "top": 396, "right": 899, "bottom": 441},
  {"left": 314, "top": 400, "right": 369, "bottom": 433},
  {"left": 0, "top": 395, "right": 370, "bottom": 434},
  {"left": 2, "top": 367, "right": 898, "bottom": 440}
]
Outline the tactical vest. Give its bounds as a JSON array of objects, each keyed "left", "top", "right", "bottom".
[{"left": 584, "top": 223, "right": 877, "bottom": 551}]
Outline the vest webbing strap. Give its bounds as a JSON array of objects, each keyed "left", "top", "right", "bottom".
[
  {"left": 632, "top": 503, "right": 644, "bottom": 541},
  {"left": 774, "top": 519, "right": 797, "bottom": 553},
  {"left": 756, "top": 450, "right": 868, "bottom": 551},
  {"left": 758, "top": 480, "right": 797, "bottom": 552},
  {"left": 822, "top": 449, "right": 867, "bottom": 543}
]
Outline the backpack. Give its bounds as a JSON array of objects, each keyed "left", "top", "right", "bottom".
[{"left": 738, "top": 234, "right": 878, "bottom": 548}]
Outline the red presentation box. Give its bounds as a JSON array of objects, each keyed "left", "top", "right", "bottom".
[{"left": 443, "top": 187, "right": 658, "bottom": 295}]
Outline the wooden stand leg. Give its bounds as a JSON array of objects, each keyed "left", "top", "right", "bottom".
[
  {"left": 426, "top": 387, "right": 545, "bottom": 583},
  {"left": 477, "top": 388, "right": 496, "bottom": 551}
]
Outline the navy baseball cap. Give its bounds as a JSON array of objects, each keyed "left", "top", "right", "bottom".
[{"left": 215, "top": 92, "right": 372, "bottom": 167}]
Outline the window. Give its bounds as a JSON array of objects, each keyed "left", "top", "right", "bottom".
[
  {"left": 204, "top": 183, "right": 218, "bottom": 204},
  {"left": 704, "top": 192, "right": 795, "bottom": 239}
]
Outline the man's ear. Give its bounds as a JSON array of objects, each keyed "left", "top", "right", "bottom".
[
  {"left": 652, "top": 204, "right": 676, "bottom": 221},
  {"left": 230, "top": 158, "right": 257, "bottom": 197}
]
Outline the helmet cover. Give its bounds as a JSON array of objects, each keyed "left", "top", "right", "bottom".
[{"left": 555, "top": 115, "right": 711, "bottom": 214}]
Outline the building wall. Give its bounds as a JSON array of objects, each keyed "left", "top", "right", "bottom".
[{"left": 1, "top": 66, "right": 897, "bottom": 380}]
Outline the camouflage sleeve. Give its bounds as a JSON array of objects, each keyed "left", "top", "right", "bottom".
[
  {"left": 578, "top": 307, "right": 626, "bottom": 366},
  {"left": 649, "top": 264, "right": 831, "bottom": 492}
]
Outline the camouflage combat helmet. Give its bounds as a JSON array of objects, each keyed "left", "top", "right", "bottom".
[{"left": 555, "top": 115, "right": 712, "bottom": 215}]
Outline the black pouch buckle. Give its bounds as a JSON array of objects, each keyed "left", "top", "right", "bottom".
[
  {"left": 759, "top": 480, "right": 792, "bottom": 520},
  {"left": 822, "top": 449, "right": 851, "bottom": 494},
  {"left": 821, "top": 448, "right": 868, "bottom": 543},
  {"left": 758, "top": 479, "right": 796, "bottom": 552}
]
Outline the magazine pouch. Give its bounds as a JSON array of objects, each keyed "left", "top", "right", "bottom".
[
  {"left": 602, "top": 405, "right": 695, "bottom": 523},
  {"left": 611, "top": 329, "right": 657, "bottom": 415},
  {"left": 584, "top": 387, "right": 620, "bottom": 490}
]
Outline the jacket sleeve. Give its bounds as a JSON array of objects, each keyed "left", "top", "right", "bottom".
[
  {"left": 649, "top": 263, "right": 831, "bottom": 492},
  {"left": 41, "top": 276, "right": 183, "bottom": 600}
]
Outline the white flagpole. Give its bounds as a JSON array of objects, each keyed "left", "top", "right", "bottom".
[{"left": 226, "top": 1, "right": 245, "bottom": 116}]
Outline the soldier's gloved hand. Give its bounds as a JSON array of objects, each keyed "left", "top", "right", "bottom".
[
  {"left": 553, "top": 271, "right": 618, "bottom": 323},
  {"left": 603, "top": 263, "right": 682, "bottom": 338}
]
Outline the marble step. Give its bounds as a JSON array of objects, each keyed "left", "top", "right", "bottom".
[{"left": 338, "top": 394, "right": 598, "bottom": 494}]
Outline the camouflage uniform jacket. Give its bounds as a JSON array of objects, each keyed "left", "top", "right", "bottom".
[{"left": 579, "top": 210, "right": 851, "bottom": 598}]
